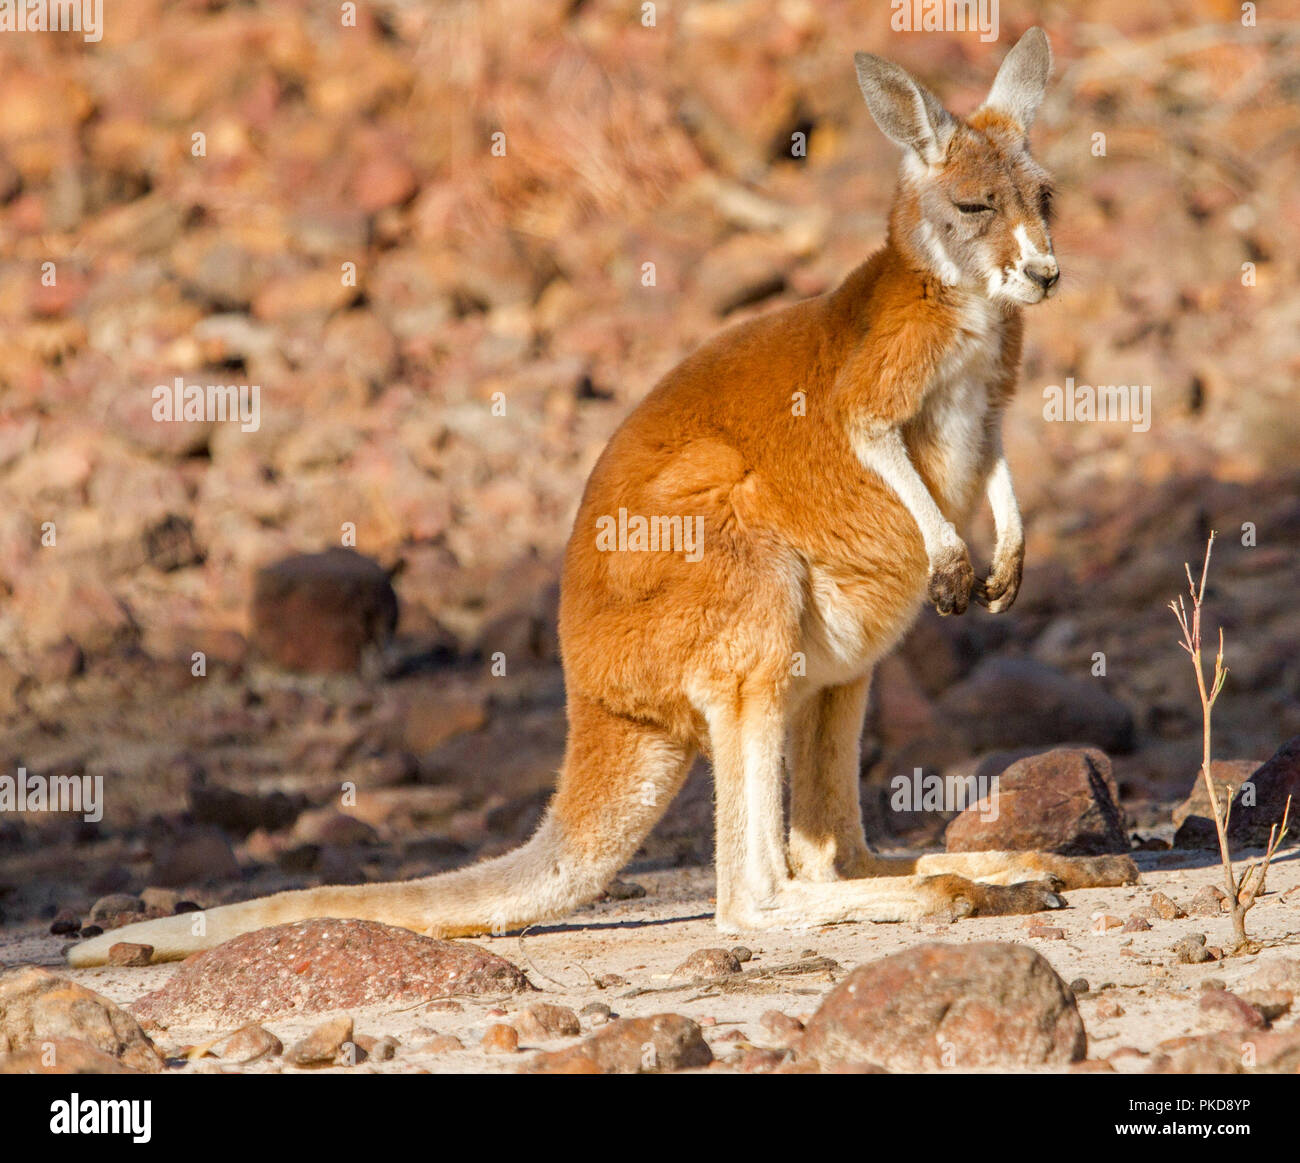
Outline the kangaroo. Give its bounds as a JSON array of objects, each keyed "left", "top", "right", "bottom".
[{"left": 69, "top": 28, "right": 1137, "bottom": 967}]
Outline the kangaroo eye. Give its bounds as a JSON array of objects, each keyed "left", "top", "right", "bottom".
[
  {"left": 1038, "top": 187, "right": 1055, "bottom": 221},
  {"left": 955, "top": 202, "right": 993, "bottom": 215}
]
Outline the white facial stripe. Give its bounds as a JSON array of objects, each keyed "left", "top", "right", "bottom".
[
  {"left": 918, "top": 220, "right": 961, "bottom": 286},
  {"left": 1013, "top": 222, "right": 1046, "bottom": 262}
]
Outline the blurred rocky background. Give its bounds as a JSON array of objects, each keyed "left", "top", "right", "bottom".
[{"left": 1, "top": 0, "right": 1298, "bottom": 926}]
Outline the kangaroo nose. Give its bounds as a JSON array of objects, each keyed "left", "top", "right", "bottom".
[{"left": 1026, "top": 261, "right": 1059, "bottom": 291}]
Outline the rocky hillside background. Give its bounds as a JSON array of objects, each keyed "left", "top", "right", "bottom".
[{"left": 1, "top": 1, "right": 1299, "bottom": 923}]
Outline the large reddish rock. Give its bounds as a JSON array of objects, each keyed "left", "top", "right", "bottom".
[
  {"left": 936, "top": 658, "right": 1135, "bottom": 754},
  {"left": 0, "top": 968, "right": 163, "bottom": 1073},
  {"left": 527, "top": 1014, "right": 712, "bottom": 1074},
  {"left": 1226, "top": 737, "right": 1300, "bottom": 849},
  {"left": 799, "top": 942, "right": 1086, "bottom": 1071},
  {"left": 945, "top": 747, "right": 1128, "bottom": 856},
  {"left": 0, "top": 1037, "right": 142, "bottom": 1075},
  {"left": 131, "top": 919, "right": 532, "bottom": 1027},
  {"left": 251, "top": 549, "right": 398, "bottom": 674}
]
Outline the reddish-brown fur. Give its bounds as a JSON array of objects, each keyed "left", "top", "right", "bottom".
[{"left": 67, "top": 30, "right": 1140, "bottom": 968}]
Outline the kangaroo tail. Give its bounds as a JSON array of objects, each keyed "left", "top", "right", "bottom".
[{"left": 67, "top": 697, "right": 693, "bottom": 966}]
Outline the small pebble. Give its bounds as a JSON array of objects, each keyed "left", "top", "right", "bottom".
[
  {"left": 1173, "top": 933, "right": 1212, "bottom": 964},
  {"left": 49, "top": 910, "right": 81, "bottom": 936},
  {"left": 1150, "top": 891, "right": 1186, "bottom": 920},
  {"left": 106, "top": 942, "right": 153, "bottom": 967},
  {"left": 1095, "top": 996, "right": 1125, "bottom": 1020},
  {"left": 420, "top": 1035, "right": 464, "bottom": 1054},
  {"left": 481, "top": 1024, "right": 519, "bottom": 1054}
]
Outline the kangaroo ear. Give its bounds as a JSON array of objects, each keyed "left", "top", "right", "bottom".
[
  {"left": 980, "top": 27, "right": 1053, "bottom": 132},
  {"left": 854, "top": 53, "right": 954, "bottom": 165}
]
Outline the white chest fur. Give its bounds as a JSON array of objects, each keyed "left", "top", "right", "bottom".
[{"left": 913, "top": 296, "right": 1004, "bottom": 512}]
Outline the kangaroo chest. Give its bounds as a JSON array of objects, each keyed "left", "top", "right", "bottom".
[
  {"left": 799, "top": 300, "right": 1008, "bottom": 691},
  {"left": 906, "top": 300, "right": 1006, "bottom": 515}
]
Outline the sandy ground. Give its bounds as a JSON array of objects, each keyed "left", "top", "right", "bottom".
[{"left": 3, "top": 847, "right": 1298, "bottom": 1074}]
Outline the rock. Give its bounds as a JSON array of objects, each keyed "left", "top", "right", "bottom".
[
  {"left": 799, "top": 942, "right": 1085, "bottom": 1071},
  {"left": 1226, "top": 737, "right": 1300, "bottom": 848},
  {"left": 1069, "top": 978, "right": 1090, "bottom": 996},
  {"left": 673, "top": 947, "right": 742, "bottom": 981},
  {"left": 1151, "top": 891, "right": 1186, "bottom": 920},
  {"left": 512, "top": 1003, "right": 580, "bottom": 1041},
  {"left": 0, "top": 967, "right": 163, "bottom": 1073},
  {"left": 356, "top": 1034, "right": 398, "bottom": 1061},
  {"left": 579, "top": 1002, "right": 613, "bottom": 1025},
  {"left": 691, "top": 233, "right": 793, "bottom": 316},
  {"left": 252, "top": 268, "right": 357, "bottom": 324},
  {"left": 482, "top": 1023, "right": 519, "bottom": 1054},
  {"left": 731, "top": 946, "right": 754, "bottom": 963},
  {"left": 1190, "top": 884, "right": 1227, "bottom": 916},
  {"left": 353, "top": 154, "right": 418, "bottom": 214},
  {"left": 759, "top": 1010, "right": 804, "bottom": 1041},
  {"left": 1174, "top": 933, "right": 1213, "bottom": 964},
  {"left": 251, "top": 549, "right": 398, "bottom": 674},
  {"left": 1070, "top": 1059, "right": 1116, "bottom": 1073},
  {"left": 106, "top": 943, "right": 153, "bottom": 967},
  {"left": 1171, "top": 758, "right": 1257, "bottom": 831},
  {"left": 732, "top": 1046, "right": 791, "bottom": 1073},
  {"left": 285, "top": 1016, "right": 353, "bottom": 1067},
  {"left": 1027, "top": 925, "right": 1065, "bottom": 940},
  {"left": 1148, "top": 1027, "right": 1300, "bottom": 1074},
  {"left": 0, "top": 1037, "right": 141, "bottom": 1075},
  {"left": 290, "top": 807, "right": 379, "bottom": 847},
  {"left": 220, "top": 1024, "right": 282, "bottom": 1063},
  {"left": 936, "top": 658, "right": 1135, "bottom": 754},
  {"left": 139, "top": 887, "right": 187, "bottom": 913},
  {"left": 50, "top": 910, "right": 81, "bottom": 935},
  {"left": 131, "top": 919, "right": 532, "bottom": 1026},
  {"left": 1095, "top": 996, "right": 1125, "bottom": 1020},
  {"left": 34, "top": 640, "right": 84, "bottom": 683},
  {"left": 1122, "top": 916, "right": 1152, "bottom": 933},
  {"left": 419, "top": 1035, "right": 464, "bottom": 1053},
  {"left": 151, "top": 827, "right": 240, "bottom": 887},
  {"left": 945, "top": 748, "right": 1128, "bottom": 856},
  {"left": 189, "top": 783, "right": 305, "bottom": 837},
  {"left": 88, "top": 894, "right": 144, "bottom": 923},
  {"left": 1244, "top": 957, "right": 1300, "bottom": 995},
  {"left": 1200, "top": 990, "right": 1266, "bottom": 1030},
  {"left": 527, "top": 1014, "right": 714, "bottom": 1074},
  {"left": 1239, "top": 991, "right": 1292, "bottom": 1024}
]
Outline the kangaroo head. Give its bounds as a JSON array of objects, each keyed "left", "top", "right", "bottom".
[{"left": 855, "top": 27, "right": 1058, "bottom": 306}]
